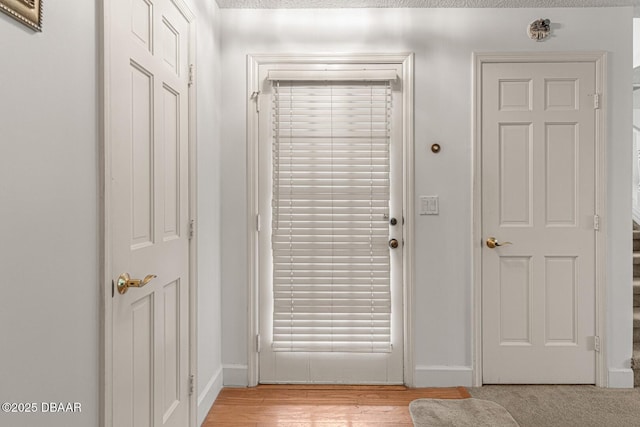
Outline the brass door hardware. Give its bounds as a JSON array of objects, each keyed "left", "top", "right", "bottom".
[
  {"left": 117, "top": 273, "right": 157, "bottom": 295},
  {"left": 486, "top": 237, "right": 512, "bottom": 249}
]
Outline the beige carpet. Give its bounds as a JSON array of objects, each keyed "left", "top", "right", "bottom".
[
  {"left": 470, "top": 385, "right": 640, "bottom": 427},
  {"left": 409, "top": 398, "right": 519, "bottom": 426}
]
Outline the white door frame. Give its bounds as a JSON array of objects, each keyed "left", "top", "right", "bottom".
[
  {"left": 472, "top": 51, "right": 607, "bottom": 387},
  {"left": 247, "top": 53, "right": 415, "bottom": 387},
  {"left": 99, "top": 1, "right": 198, "bottom": 425}
]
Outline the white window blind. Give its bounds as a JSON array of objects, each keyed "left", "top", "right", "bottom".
[
  {"left": 267, "top": 69, "right": 397, "bottom": 82},
  {"left": 271, "top": 80, "right": 392, "bottom": 353}
]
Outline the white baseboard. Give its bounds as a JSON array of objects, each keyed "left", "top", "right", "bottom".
[
  {"left": 197, "top": 367, "right": 223, "bottom": 426},
  {"left": 223, "top": 364, "right": 249, "bottom": 386},
  {"left": 608, "top": 368, "right": 635, "bottom": 388},
  {"left": 414, "top": 365, "right": 473, "bottom": 387},
  {"left": 213, "top": 364, "right": 628, "bottom": 389}
]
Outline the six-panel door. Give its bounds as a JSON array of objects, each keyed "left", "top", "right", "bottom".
[
  {"left": 482, "top": 61, "right": 597, "bottom": 384},
  {"left": 110, "top": 0, "right": 192, "bottom": 425}
]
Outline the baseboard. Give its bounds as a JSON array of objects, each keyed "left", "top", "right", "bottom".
[
  {"left": 608, "top": 368, "right": 635, "bottom": 388},
  {"left": 223, "top": 364, "right": 249, "bottom": 386},
  {"left": 414, "top": 366, "right": 632, "bottom": 388},
  {"left": 197, "top": 366, "right": 223, "bottom": 426},
  {"left": 414, "top": 365, "right": 473, "bottom": 387}
]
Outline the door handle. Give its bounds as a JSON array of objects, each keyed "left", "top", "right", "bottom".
[
  {"left": 117, "top": 272, "right": 157, "bottom": 295},
  {"left": 486, "top": 237, "right": 512, "bottom": 249}
]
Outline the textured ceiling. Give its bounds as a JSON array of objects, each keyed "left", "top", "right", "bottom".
[{"left": 216, "top": 0, "right": 639, "bottom": 8}]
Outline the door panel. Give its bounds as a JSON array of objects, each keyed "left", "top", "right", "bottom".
[
  {"left": 130, "top": 63, "right": 154, "bottom": 247},
  {"left": 109, "top": 0, "right": 192, "bottom": 425},
  {"left": 482, "top": 62, "right": 596, "bottom": 384},
  {"left": 499, "top": 123, "right": 532, "bottom": 226},
  {"left": 498, "top": 256, "right": 531, "bottom": 345}
]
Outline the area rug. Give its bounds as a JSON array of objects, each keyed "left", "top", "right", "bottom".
[{"left": 409, "top": 398, "right": 519, "bottom": 426}]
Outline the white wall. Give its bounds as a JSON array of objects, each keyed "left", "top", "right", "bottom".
[
  {"left": 0, "top": 3, "right": 98, "bottom": 427},
  {"left": 634, "top": 18, "right": 639, "bottom": 68},
  {"left": 191, "top": 0, "right": 224, "bottom": 424},
  {"left": 633, "top": 17, "right": 640, "bottom": 224},
  {"left": 0, "top": 1, "right": 223, "bottom": 426},
  {"left": 220, "top": 7, "right": 634, "bottom": 387}
]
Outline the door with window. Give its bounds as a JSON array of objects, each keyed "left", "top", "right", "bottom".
[{"left": 257, "top": 65, "right": 405, "bottom": 383}]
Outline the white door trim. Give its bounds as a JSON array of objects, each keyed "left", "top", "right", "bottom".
[
  {"left": 247, "top": 53, "right": 415, "bottom": 387},
  {"left": 471, "top": 51, "right": 607, "bottom": 387},
  {"left": 100, "top": 1, "right": 198, "bottom": 425}
]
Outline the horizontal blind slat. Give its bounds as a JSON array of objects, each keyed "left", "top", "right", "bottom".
[{"left": 272, "top": 80, "right": 392, "bottom": 353}]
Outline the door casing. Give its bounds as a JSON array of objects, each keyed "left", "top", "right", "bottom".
[
  {"left": 247, "top": 53, "right": 415, "bottom": 387},
  {"left": 100, "top": 1, "right": 198, "bottom": 425},
  {"left": 471, "top": 51, "right": 607, "bottom": 387}
]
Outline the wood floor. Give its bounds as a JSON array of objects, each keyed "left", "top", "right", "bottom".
[{"left": 203, "top": 385, "right": 470, "bottom": 426}]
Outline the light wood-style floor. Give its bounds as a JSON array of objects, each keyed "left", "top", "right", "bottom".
[{"left": 203, "top": 385, "right": 470, "bottom": 426}]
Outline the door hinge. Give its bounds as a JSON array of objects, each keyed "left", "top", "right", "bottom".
[
  {"left": 256, "top": 214, "right": 261, "bottom": 232},
  {"left": 189, "top": 219, "right": 195, "bottom": 240},
  {"left": 593, "top": 93, "right": 601, "bottom": 109},
  {"left": 594, "top": 214, "right": 600, "bottom": 231},
  {"left": 594, "top": 336, "right": 601, "bottom": 352},
  {"left": 251, "top": 91, "right": 260, "bottom": 113},
  {"left": 189, "top": 374, "right": 195, "bottom": 396},
  {"left": 256, "top": 334, "right": 261, "bottom": 353},
  {"left": 188, "top": 64, "right": 195, "bottom": 87}
]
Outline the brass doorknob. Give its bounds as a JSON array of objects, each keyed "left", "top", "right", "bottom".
[
  {"left": 389, "top": 238, "right": 399, "bottom": 249},
  {"left": 117, "top": 273, "right": 157, "bottom": 295},
  {"left": 486, "top": 237, "right": 512, "bottom": 249}
]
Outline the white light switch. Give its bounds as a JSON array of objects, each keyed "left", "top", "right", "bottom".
[{"left": 420, "top": 196, "right": 439, "bottom": 215}]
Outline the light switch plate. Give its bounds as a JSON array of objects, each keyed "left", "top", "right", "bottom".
[{"left": 420, "top": 196, "right": 439, "bottom": 215}]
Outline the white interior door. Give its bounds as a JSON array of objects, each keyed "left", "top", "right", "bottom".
[
  {"left": 481, "top": 61, "right": 597, "bottom": 384},
  {"left": 257, "top": 65, "right": 404, "bottom": 384},
  {"left": 108, "top": 0, "right": 192, "bottom": 425}
]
